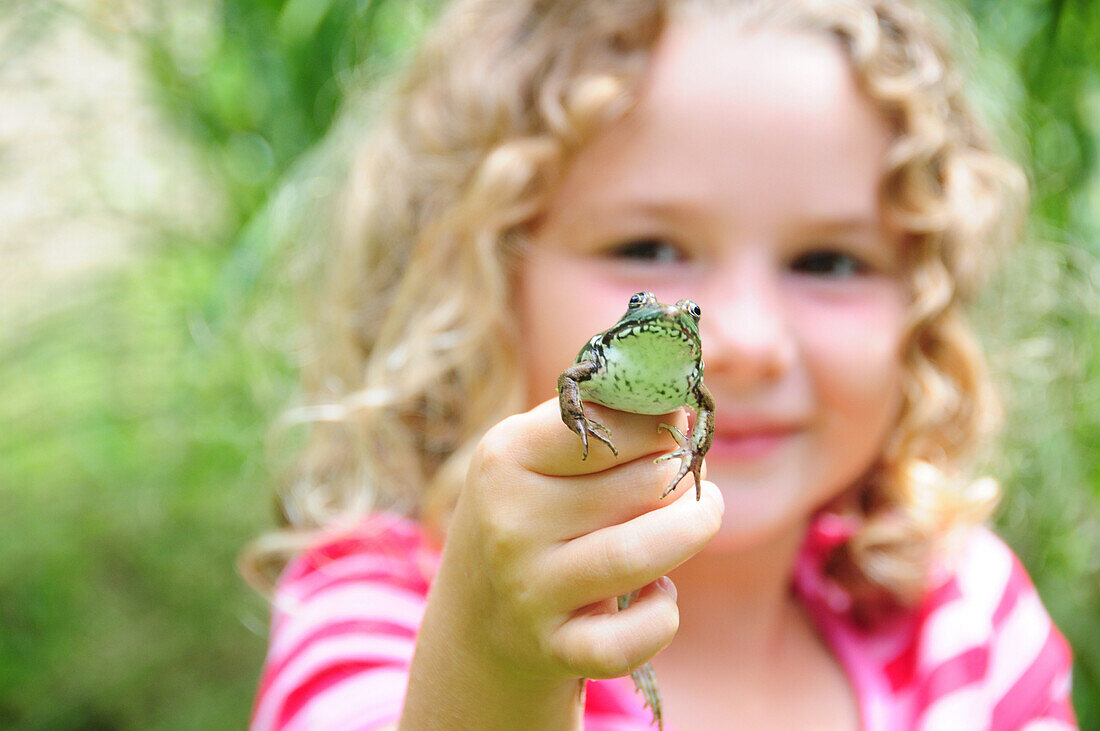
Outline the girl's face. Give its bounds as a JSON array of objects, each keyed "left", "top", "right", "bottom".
[{"left": 517, "top": 24, "right": 908, "bottom": 550}]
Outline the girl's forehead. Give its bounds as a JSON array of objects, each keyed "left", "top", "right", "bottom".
[
  {"left": 541, "top": 24, "right": 892, "bottom": 234},
  {"left": 649, "top": 23, "right": 861, "bottom": 130}
]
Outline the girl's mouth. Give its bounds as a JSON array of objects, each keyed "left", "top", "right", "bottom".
[{"left": 708, "top": 424, "right": 800, "bottom": 461}]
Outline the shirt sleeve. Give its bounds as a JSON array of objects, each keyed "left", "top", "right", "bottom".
[
  {"left": 911, "top": 528, "right": 1076, "bottom": 731},
  {"left": 250, "top": 515, "right": 439, "bottom": 731},
  {"left": 249, "top": 514, "right": 659, "bottom": 730},
  {"left": 985, "top": 545, "right": 1076, "bottom": 730}
]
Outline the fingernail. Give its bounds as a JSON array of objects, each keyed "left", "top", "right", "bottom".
[{"left": 657, "top": 575, "right": 677, "bottom": 601}]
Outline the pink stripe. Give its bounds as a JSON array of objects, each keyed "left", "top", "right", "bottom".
[
  {"left": 296, "top": 567, "right": 429, "bottom": 604},
  {"left": 1040, "top": 701, "right": 1077, "bottom": 725},
  {"left": 280, "top": 549, "right": 432, "bottom": 599},
  {"left": 991, "top": 557, "right": 1029, "bottom": 628},
  {"left": 275, "top": 513, "right": 436, "bottom": 598},
  {"left": 586, "top": 677, "right": 654, "bottom": 719},
  {"left": 257, "top": 619, "right": 416, "bottom": 706},
  {"left": 253, "top": 634, "right": 413, "bottom": 729},
  {"left": 989, "top": 625, "right": 1074, "bottom": 729},
  {"left": 883, "top": 630, "right": 919, "bottom": 692},
  {"left": 276, "top": 660, "right": 388, "bottom": 729},
  {"left": 883, "top": 578, "right": 963, "bottom": 692},
  {"left": 292, "top": 575, "right": 425, "bottom": 611},
  {"left": 913, "top": 646, "right": 988, "bottom": 710},
  {"left": 925, "top": 575, "right": 964, "bottom": 610},
  {"left": 283, "top": 667, "right": 408, "bottom": 731}
]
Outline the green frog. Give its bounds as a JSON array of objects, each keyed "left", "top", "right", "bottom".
[
  {"left": 557, "top": 291, "right": 716, "bottom": 731},
  {"left": 558, "top": 290, "right": 715, "bottom": 500}
]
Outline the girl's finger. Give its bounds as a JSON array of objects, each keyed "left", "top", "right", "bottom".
[
  {"left": 547, "top": 578, "right": 680, "bottom": 680},
  {"left": 506, "top": 398, "right": 691, "bottom": 477},
  {"left": 528, "top": 451, "right": 710, "bottom": 540},
  {"left": 464, "top": 413, "right": 696, "bottom": 546},
  {"left": 545, "top": 481, "right": 723, "bottom": 610}
]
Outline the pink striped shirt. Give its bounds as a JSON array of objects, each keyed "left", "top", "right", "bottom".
[{"left": 251, "top": 513, "right": 1075, "bottom": 730}]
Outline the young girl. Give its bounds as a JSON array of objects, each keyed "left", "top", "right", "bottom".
[{"left": 246, "top": 0, "right": 1076, "bottom": 728}]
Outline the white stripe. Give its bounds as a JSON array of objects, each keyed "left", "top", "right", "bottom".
[
  {"left": 271, "top": 551, "right": 423, "bottom": 637},
  {"left": 1020, "top": 721, "right": 1074, "bottom": 731},
  {"left": 253, "top": 634, "right": 413, "bottom": 730},
  {"left": 921, "top": 529, "right": 1013, "bottom": 666},
  {"left": 987, "top": 589, "right": 1050, "bottom": 700},
  {"left": 955, "top": 529, "right": 1014, "bottom": 601},
  {"left": 918, "top": 684, "right": 989, "bottom": 730},
  {"left": 270, "top": 583, "right": 425, "bottom": 659},
  {"left": 1053, "top": 667, "right": 1073, "bottom": 699}
]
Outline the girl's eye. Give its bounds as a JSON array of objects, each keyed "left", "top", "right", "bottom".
[
  {"left": 790, "top": 250, "right": 868, "bottom": 278},
  {"left": 605, "top": 238, "right": 686, "bottom": 264}
]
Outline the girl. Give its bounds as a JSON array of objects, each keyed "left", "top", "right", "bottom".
[{"left": 246, "top": 0, "right": 1076, "bottom": 728}]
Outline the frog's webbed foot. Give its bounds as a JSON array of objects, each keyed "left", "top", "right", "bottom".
[
  {"left": 558, "top": 362, "right": 618, "bottom": 460},
  {"left": 569, "top": 412, "right": 618, "bottom": 460},
  {"left": 655, "top": 423, "right": 703, "bottom": 500}
]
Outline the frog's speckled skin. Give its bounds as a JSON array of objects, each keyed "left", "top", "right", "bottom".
[
  {"left": 557, "top": 291, "right": 716, "bottom": 731},
  {"left": 558, "top": 291, "right": 715, "bottom": 500}
]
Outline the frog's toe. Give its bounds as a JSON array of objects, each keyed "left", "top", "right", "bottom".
[
  {"left": 587, "top": 418, "right": 613, "bottom": 441},
  {"left": 588, "top": 430, "right": 618, "bottom": 457},
  {"left": 654, "top": 449, "right": 685, "bottom": 464},
  {"left": 656, "top": 423, "right": 689, "bottom": 448},
  {"left": 581, "top": 417, "right": 618, "bottom": 457},
  {"left": 577, "top": 428, "right": 591, "bottom": 460},
  {"left": 658, "top": 449, "right": 705, "bottom": 500},
  {"left": 660, "top": 460, "right": 693, "bottom": 499}
]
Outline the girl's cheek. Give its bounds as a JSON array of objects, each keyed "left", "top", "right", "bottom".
[
  {"left": 515, "top": 249, "right": 636, "bottom": 406},
  {"left": 787, "top": 281, "right": 908, "bottom": 412}
]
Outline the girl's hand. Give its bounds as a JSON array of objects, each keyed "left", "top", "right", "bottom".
[{"left": 400, "top": 399, "right": 724, "bottom": 730}]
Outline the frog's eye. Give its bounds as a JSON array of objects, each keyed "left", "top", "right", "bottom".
[
  {"left": 681, "top": 300, "right": 701, "bottom": 320},
  {"left": 628, "top": 292, "right": 652, "bottom": 309}
]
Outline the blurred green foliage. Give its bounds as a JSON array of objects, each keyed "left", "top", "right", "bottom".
[
  {"left": 139, "top": 0, "right": 435, "bottom": 227},
  {"left": 961, "top": 0, "right": 1100, "bottom": 725},
  {"left": 1, "top": 1, "right": 438, "bottom": 727},
  {"left": 0, "top": 0, "right": 1096, "bottom": 728}
]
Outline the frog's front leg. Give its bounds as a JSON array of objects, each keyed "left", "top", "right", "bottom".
[
  {"left": 656, "top": 381, "right": 715, "bottom": 500},
  {"left": 558, "top": 360, "right": 619, "bottom": 460}
]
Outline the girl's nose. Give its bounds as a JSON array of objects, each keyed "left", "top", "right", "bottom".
[{"left": 701, "top": 260, "right": 794, "bottom": 389}]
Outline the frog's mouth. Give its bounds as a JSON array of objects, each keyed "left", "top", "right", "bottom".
[{"left": 605, "top": 315, "right": 699, "bottom": 354}]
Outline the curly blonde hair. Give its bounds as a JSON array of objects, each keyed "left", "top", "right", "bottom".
[{"left": 243, "top": 0, "right": 1027, "bottom": 615}]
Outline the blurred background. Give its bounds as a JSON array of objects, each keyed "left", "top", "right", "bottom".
[{"left": 0, "top": 0, "right": 1096, "bottom": 728}]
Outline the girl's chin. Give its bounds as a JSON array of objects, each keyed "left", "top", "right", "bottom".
[{"left": 696, "top": 478, "right": 814, "bottom": 554}]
